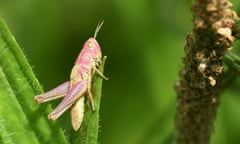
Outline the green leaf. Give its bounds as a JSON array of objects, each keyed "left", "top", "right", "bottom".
[
  {"left": 0, "top": 17, "right": 67, "bottom": 144},
  {"left": 66, "top": 56, "right": 107, "bottom": 144},
  {"left": 225, "top": 52, "right": 240, "bottom": 74}
]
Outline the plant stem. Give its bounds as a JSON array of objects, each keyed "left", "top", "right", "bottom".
[
  {"left": 0, "top": 17, "right": 67, "bottom": 143},
  {"left": 69, "top": 56, "right": 107, "bottom": 144},
  {"left": 174, "top": 1, "right": 239, "bottom": 144}
]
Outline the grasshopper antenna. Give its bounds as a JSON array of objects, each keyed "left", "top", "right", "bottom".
[{"left": 94, "top": 20, "right": 104, "bottom": 39}]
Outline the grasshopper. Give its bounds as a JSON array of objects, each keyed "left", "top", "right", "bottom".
[{"left": 34, "top": 20, "right": 108, "bottom": 131}]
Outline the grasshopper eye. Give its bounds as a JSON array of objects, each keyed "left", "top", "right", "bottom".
[{"left": 87, "top": 41, "right": 95, "bottom": 49}]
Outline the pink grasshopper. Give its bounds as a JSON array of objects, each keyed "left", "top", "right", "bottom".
[{"left": 34, "top": 20, "right": 108, "bottom": 131}]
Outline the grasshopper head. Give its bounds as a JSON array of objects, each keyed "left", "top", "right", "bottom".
[
  {"left": 75, "top": 20, "right": 104, "bottom": 64},
  {"left": 85, "top": 38, "right": 102, "bottom": 60},
  {"left": 75, "top": 38, "right": 102, "bottom": 65}
]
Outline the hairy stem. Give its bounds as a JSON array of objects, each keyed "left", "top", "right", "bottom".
[
  {"left": 175, "top": 1, "right": 239, "bottom": 144},
  {"left": 69, "top": 56, "right": 107, "bottom": 144},
  {"left": 0, "top": 17, "right": 67, "bottom": 144}
]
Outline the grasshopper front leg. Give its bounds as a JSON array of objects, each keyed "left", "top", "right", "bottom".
[
  {"left": 87, "top": 68, "right": 95, "bottom": 111},
  {"left": 94, "top": 67, "right": 108, "bottom": 80},
  {"left": 86, "top": 66, "right": 108, "bottom": 111}
]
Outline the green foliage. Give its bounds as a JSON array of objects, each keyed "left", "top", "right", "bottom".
[
  {"left": 0, "top": 17, "right": 67, "bottom": 144},
  {"left": 0, "top": 16, "right": 106, "bottom": 144}
]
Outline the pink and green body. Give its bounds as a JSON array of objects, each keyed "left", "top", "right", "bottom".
[{"left": 34, "top": 21, "right": 107, "bottom": 131}]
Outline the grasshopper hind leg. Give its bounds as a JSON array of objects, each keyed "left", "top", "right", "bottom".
[{"left": 34, "top": 81, "right": 70, "bottom": 103}]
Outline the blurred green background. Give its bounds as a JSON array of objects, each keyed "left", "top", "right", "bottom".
[{"left": 0, "top": 0, "right": 240, "bottom": 143}]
